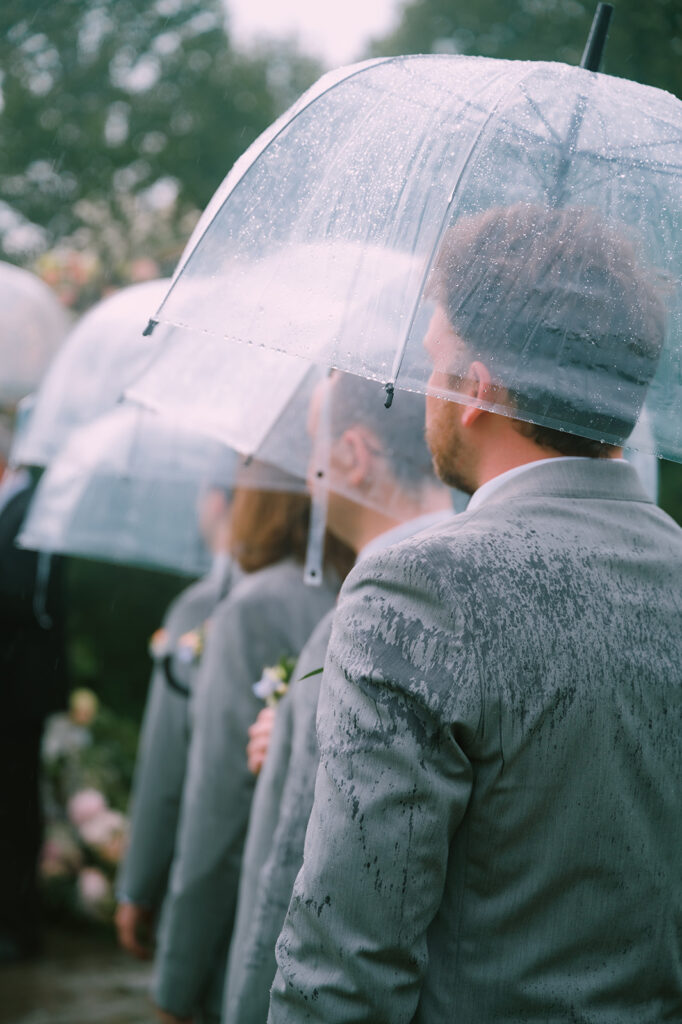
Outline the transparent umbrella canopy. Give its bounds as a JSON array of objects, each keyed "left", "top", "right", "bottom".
[
  {"left": 147, "top": 55, "right": 682, "bottom": 462},
  {"left": 11, "top": 279, "right": 169, "bottom": 468},
  {"left": 129, "top": 243, "right": 418, "bottom": 461},
  {"left": 129, "top": 264, "right": 465, "bottom": 585},
  {"left": 18, "top": 405, "right": 237, "bottom": 577},
  {"left": 0, "top": 260, "right": 70, "bottom": 406}
]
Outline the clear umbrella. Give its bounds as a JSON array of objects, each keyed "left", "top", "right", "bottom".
[
  {"left": 10, "top": 279, "right": 169, "bottom": 468},
  {"left": 129, "top": 262, "right": 464, "bottom": 580},
  {"left": 18, "top": 405, "right": 237, "bottom": 577},
  {"left": 146, "top": 55, "right": 682, "bottom": 462},
  {"left": 0, "top": 260, "right": 70, "bottom": 407}
]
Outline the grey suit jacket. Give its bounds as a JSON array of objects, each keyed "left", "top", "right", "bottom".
[
  {"left": 153, "top": 559, "right": 338, "bottom": 1020},
  {"left": 270, "top": 460, "right": 682, "bottom": 1024},
  {"left": 225, "top": 610, "right": 335, "bottom": 1024},
  {"left": 118, "top": 561, "right": 237, "bottom": 909}
]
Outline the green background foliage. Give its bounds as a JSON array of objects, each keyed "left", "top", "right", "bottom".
[
  {"left": 65, "top": 557, "right": 188, "bottom": 720},
  {"left": 0, "top": 0, "right": 321, "bottom": 272},
  {"left": 369, "top": 0, "right": 682, "bottom": 99}
]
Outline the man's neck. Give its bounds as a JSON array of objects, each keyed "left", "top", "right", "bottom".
[{"left": 352, "top": 489, "right": 453, "bottom": 555}]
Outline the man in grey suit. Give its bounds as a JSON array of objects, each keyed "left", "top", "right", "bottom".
[
  {"left": 152, "top": 532, "right": 340, "bottom": 1024},
  {"left": 270, "top": 204, "right": 682, "bottom": 1022},
  {"left": 224, "top": 375, "right": 456, "bottom": 1024},
  {"left": 116, "top": 480, "right": 237, "bottom": 958}
]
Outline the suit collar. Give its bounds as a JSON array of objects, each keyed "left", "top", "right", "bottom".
[{"left": 471, "top": 457, "right": 652, "bottom": 510}]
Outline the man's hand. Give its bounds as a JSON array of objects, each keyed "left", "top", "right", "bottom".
[
  {"left": 152, "top": 1005, "right": 192, "bottom": 1024},
  {"left": 115, "top": 901, "right": 155, "bottom": 960},
  {"left": 246, "top": 706, "right": 276, "bottom": 774}
]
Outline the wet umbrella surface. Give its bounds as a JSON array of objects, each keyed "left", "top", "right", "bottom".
[
  {"left": 0, "top": 260, "right": 70, "bottom": 406},
  {"left": 146, "top": 55, "right": 682, "bottom": 460}
]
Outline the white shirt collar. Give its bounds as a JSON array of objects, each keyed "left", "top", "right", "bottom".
[
  {"left": 356, "top": 509, "right": 454, "bottom": 563},
  {"left": 467, "top": 456, "right": 626, "bottom": 512}
]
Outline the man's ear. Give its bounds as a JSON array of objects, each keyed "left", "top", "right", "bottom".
[
  {"left": 337, "top": 428, "right": 372, "bottom": 488},
  {"left": 461, "top": 361, "right": 493, "bottom": 427}
]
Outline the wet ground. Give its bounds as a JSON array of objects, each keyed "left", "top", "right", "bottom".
[{"left": 1, "top": 928, "right": 153, "bottom": 1024}]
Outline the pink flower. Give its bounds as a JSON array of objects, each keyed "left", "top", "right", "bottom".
[
  {"left": 79, "top": 809, "right": 128, "bottom": 864},
  {"left": 67, "top": 788, "right": 107, "bottom": 827},
  {"left": 77, "top": 867, "right": 112, "bottom": 915},
  {"left": 39, "top": 826, "right": 83, "bottom": 879}
]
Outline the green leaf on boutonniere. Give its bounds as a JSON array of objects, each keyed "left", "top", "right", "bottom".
[{"left": 298, "top": 666, "right": 323, "bottom": 681}]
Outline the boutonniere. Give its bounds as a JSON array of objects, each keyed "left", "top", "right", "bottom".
[
  {"left": 176, "top": 626, "right": 206, "bottom": 665},
  {"left": 149, "top": 627, "right": 170, "bottom": 660},
  {"left": 253, "top": 655, "right": 297, "bottom": 707}
]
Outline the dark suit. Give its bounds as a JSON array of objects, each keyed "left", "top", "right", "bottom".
[{"left": 0, "top": 469, "right": 67, "bottom": 956}]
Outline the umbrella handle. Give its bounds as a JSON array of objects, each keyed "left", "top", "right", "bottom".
[{"left": 580, "top": 3, "right": 614, "bottom": 72}]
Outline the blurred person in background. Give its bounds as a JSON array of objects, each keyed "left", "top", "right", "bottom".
[
  {"left": 116, "top": 462, "right": 239, "bottom": 960},
  {"left": 0, "top": 465, "right": 68, "bottom": 963},
  {"left": 151, "top": 466, "right": 353, "bottom": 1024},
  {"left": 224, "top": 372, "right": 457, "bottom": 1024}
]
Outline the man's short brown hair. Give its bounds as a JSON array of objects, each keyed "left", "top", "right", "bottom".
[{"left": 428, "top": 203, "right": 667, "bottom": 455}]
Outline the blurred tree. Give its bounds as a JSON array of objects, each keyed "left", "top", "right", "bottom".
[
  {"left": 0, "top": 0, "right": 321, "bottom": 270},
  {"left": 370, "top": 0, "right": 681, "bottom": 98}
]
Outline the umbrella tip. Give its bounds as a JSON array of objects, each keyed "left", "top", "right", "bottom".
[
  {"left": 142, "top": 318, "right": 158, "bottom": 337},
  {"left": 384, "top": 383, "right": 394, "bottom": 409},
  {"left": 580, "top": 2, "right": 614, "bottom": 72}
]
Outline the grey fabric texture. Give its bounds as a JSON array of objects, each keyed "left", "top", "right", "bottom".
[
  {"left": 225, "top": 610, "right": 334, "bottom": 1024},
  {"left": 270, "top": 460, "right": 682, "bottom": 1024},
  {"left": 152, "top": 558, "right": 338, "bottom": 1020},
  {"left": 118, "top": 564, "right": 237, "bottom": 909}
]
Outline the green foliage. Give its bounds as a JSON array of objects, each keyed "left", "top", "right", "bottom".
[
  {"left": 65, "top": 555, "right": 189, "bottom": 721},
  {"left": 659, "top": 460, "right": 682, "bottom": 525},
  {"left": 79, "top": 706, "right": 140, "bottom": 810},
  {"left": 0, "top": 0, "right": 321, "bottom": 268},
  {"left": 370, "top": 0, "right": 682, "bottom": 98}
]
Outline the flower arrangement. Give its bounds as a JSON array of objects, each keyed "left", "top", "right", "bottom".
[
  {"left": 148, "top": 627, "right": 171, "bottom": 660},
  {"left": 148, "top": 624, "right": 207, "bottom": 665},
  {"left": 252, "top": 655, "right": 297, "bottom": 707},
  {"left": 176, "top": 626, "right": 206, "bottom": 665},
  {"left": 40, "top": 688, "right": 138, "bottom": 925}
]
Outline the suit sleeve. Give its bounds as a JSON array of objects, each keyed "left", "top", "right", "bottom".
[
  {"left": 116, "top": 663, "right": 190, "bottom": 908},
  {"left": 269, "top": 548, "right": 478, "bottom": 1024}
]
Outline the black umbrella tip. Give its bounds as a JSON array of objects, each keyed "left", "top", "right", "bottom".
[
  {"left": 384, "top": 382, "right": 395, "bottom": 409},
  {"left": 142, "top": 318, "right": 158, "bottom": 337},
  {"left": 580, "top": 3, "right": 614, "bottom": 72}
]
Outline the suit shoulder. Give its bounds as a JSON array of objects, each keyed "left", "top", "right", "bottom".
[
  {"left": 209, "top": 560, "right": 317, "bottom": 640},
  {"left": 224, "top": 558, "right": 300, "bottom": 607},
  {"left": 347, "top": 511, "right": 496, "bottom": 597}
]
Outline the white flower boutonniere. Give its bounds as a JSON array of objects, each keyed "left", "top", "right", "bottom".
[
  {"left": 253, "top": 655, "right": 296, "bottom": 707},
  {"left": 176, "top": 626, "right": 206, "bottom": 665},
  {"left": 148, "top": 627, "right": 170, "bottom": 660}
]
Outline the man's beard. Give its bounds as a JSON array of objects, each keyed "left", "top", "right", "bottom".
[{"left": 425, "top": 397, "right": 477, "bottom": 495}]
